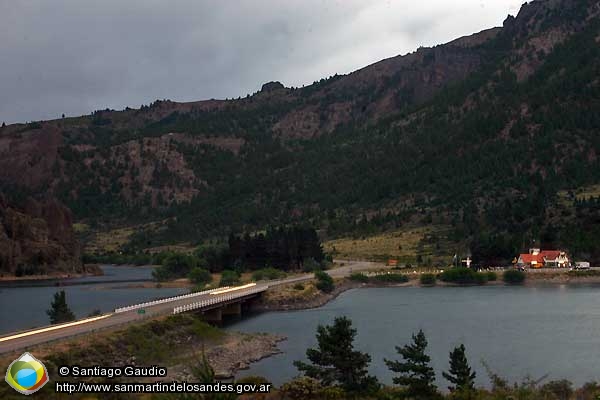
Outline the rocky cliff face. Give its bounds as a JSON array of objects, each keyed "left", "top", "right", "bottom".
[
  {"left": 0, "top": 0, "right": 597, "bottom": 256},
  {"left": 0, "top": 194, "right": 83, "bottom": 277}
]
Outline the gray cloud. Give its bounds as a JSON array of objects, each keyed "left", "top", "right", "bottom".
[{"left": 0, "top": 0, "right": 525, "bottom": 124}]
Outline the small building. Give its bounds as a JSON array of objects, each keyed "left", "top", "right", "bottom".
[
  {"left": 541, "top": 250, "right": 570, "bottom": 268},
  {"left": 516, "top": 248, "right": 570, "bottom": 269}
]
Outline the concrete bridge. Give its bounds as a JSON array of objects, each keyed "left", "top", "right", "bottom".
[
  {"left": 0, "top": 260, "right": 387, "bottom": 354},
  {"left": 171, "top": 283, "right": 267, "bottom": 322},
  {"left": 0, "top": 283, "right": 269, "bottom": 353}
]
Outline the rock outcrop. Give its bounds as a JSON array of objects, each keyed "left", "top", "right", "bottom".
[
  {"left": 0, "top": 194, "right": 83, "bottom": 277},
  {"left": 260, "top": 81, "right": 285, "bottom": 92}
]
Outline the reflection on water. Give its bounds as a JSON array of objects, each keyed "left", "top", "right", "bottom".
[
  {"left": 227, "top": 285, "right": 600, "bottom": 388},
  {"left": 0, "top": 265, "right": 187, "bottom": 334}
]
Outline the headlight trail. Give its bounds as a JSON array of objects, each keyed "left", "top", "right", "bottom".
[
  {"left": 0, "top": 314, "right": 112, "bottom": 342},
  {"left": 210, "top": 283, "right": 257, "bottom": 295}
]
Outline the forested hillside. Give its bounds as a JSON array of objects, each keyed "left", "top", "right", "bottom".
[{"left": 0, "top": 0, "right": 598, "bottom": 265}]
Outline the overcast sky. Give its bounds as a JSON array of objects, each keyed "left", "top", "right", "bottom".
[{"left": 0, "top": 0, "right": 526, "bottom": 124}]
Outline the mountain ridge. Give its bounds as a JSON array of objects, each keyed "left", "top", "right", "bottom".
[{"left": 1, "top": 0, "right": 599, "bottom": 265}]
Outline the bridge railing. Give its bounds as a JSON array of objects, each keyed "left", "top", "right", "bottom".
[
  {"left": 114, "top": 286, "right": 230, "bottom": 313},
  {"left": 173, "top": 285, "right": 266, "bottom": 314}
]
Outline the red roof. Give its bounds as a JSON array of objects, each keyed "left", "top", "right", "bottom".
[
  {"left": 519, "top": 254, "right": 541, "bottom": 264},
  {"left": 519, "top": 250, "right": 566, "bottom": 265},
  {"left": 540, "top": 250, "right": 561, "bottom": 260}
]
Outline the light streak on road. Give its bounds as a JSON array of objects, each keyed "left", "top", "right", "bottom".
[
  {"left": 209, "top": 283, "right": 257, "bottom": 295},
  {"left": 0, "top": 314, "right": 112, "bottom": 342}
]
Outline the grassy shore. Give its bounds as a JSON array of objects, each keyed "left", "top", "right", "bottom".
[{"left": 0, "top": 314, "right": 285, "bottom": 400}]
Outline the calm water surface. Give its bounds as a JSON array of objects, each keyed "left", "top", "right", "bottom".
[
  {"left": 227, "top": 285, "right": 600, "bottom": 387},
  {"left": 0, "top": 265, "right": 187, "bottom": 334}
]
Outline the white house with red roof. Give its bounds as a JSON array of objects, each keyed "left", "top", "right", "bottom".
[{"left": 516, "top": 248, "right": 570, "bottom": 269}]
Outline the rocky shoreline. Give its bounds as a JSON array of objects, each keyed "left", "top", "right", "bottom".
[
  {"left": 256, "top": 279, "right": 416, "bottom": 312},
  {"left": 171, "top": 332, "right": 287, "bottom": 380},
  {"left": 208, "top": 332, "right": 287, "bottom": 377},
  {"left": 255, "top": 279, "right": 364, "bottom": 311}
]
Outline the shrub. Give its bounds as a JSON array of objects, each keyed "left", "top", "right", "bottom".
[
  {"left": 540, "top": 380, "right": 573, "bottom": 400},
  {"left": 577, "top": 382, "right": 600, "bottom": 399},
  {"left": 320, "top": 386, "right": 346, "bottom": 399},
  {"left": 371, "top": 273, "right": 409, "bottom": 283},
  {"left": 420, "top": 273, "right": 436, "bottom": 286},
  {"left": 280, "top": 377, "right": 324, "bottom": 400},
  {"left": 236, "top": 375, "right": 271, "bottom": 385},
  {"left": 349, "top": 272, "right": 369, "bottom": 283},
  {"left": 303, "top": 258, "right": 323, "bottom": 272},
  {"left": 252, "top": 267, "right": 285, "bottom": 281},
  {"left": 503, "top": 269, "right": 526, "bottom": 284},
  {"left": 188, "top": 318, "right": 223, "bottom": 340},
  {"left": 188, "top": 268, "right": 212, "bottom": 286},
  {"left": 293, "top": 283, "right": 305, "bottom": 291},
  {"left": 439, "top": 267, "right": 488, "bottom": 285},
  {"left": 219, "top": 270, "right": 241, "bottom": 287},
  {"left": 475, "top": 272, "right": 489, "bottom": 285},
  {"left": 315, "top": 270, "right": 334, "bottom": 293},
  {"left": 486, "top": 271, "right": 498, "bottom": 281}
]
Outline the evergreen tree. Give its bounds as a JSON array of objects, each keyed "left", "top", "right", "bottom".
[
  {"left": 385, "top": 329, "right": 439, "bottom": 399},
  {"left": 46, "top": 290, "right": 76, "bottom": 324},
  {"left": 182, "top": 348, "right": 237, "bottom": 400},
  {"left": 294, "top": 316, "right": 379, "bottom": 394},
  {"left": 442, "top": 344, "right": 476, "bottom": 393}
]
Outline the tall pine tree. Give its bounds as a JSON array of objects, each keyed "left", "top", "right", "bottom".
[
  {"left": 385, "top": 329, "right": 439, "bottom": 399},
  {"left": 294, "top": 316, "right": 379, "bottom": 394},
  {"left": 442, "top": 344, "right": 476, "bottom": 393},
  {"left": 46, "top": 290, "right": 76, "bottom": 324}
]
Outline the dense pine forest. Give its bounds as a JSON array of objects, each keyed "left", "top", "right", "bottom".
[{"left": 0, "top": 0, "right": 599, "bottom": 266}]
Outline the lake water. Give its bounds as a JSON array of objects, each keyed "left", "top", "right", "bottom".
[
  {"left": 226, "top": 285, "right": 600, "bottom": 388},
  {"left": 0, "top": 265, "right": 187, "bottom": 334}
]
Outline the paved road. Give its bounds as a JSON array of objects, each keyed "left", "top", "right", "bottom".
[
  {"left": 329, "top": 259, "right": 387, "bottom": 277},
  {"left": 0, "top": 284, "right": 269, "bottom": 354},
  {"left": 262, "top": 259, "right": 387, "bottom": 286},
  {"left": 0, "top": 260, "right": 386, "bottom": 354}
]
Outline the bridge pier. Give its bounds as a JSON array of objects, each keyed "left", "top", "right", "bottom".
[
  {"left": 189, "top": 289, "right": 266, "bottom": 325},
  {"left": 222, "top": 302, "right": 242, "bottom": 317},
  {"left": 242, "top": 296, "right": 261, "bottom": 313},
  {"left": 202, "top": 308, "right": 223, "bottom": 323}
]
